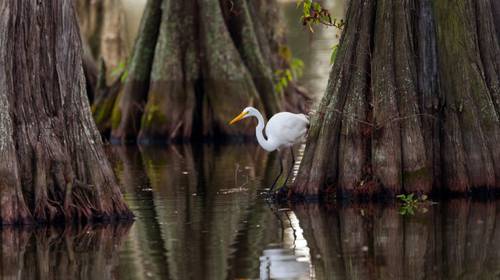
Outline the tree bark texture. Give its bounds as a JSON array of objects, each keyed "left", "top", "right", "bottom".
[
  {"left": 0, "top": 0, "right": 132, "bottom": 224},
  {"left": 93, "top": 0, "right": 311, "bottom": 144},
  {"left": 293, "top": 0, "right": 500, "bottom": 198}
]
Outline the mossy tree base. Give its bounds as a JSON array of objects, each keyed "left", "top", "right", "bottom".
[
  {"left": 93, "top": 0, "right": 311, "bottom": 144},
  {"left": 293, "top": 0, "right": 500, "bottom": 199}
]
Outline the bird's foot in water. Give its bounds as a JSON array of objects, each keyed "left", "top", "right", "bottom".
[{"left": 265, "top": 185, "right": 289, "bottom": 202}]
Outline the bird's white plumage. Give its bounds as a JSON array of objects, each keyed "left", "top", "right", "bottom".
[
  {"left": 265, "top": 112, "right": 309, "bottom": 149},
  {"left": 229, "top": 107, "right": 309, "bottom": 152},
  {"left": 229, "top": 106, "right": 309, "bottom": 191}
]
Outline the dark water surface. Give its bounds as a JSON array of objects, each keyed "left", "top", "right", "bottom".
[{"left": 3, "top": 144, "right": 500, "bottom": 279}]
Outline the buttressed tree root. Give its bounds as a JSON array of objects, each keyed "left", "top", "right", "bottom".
[
  {"left": 92, "top": 0, "right": 311, "bottom": 144},
  {"left": 293, "top": 0, "right": 500, "bottom": 199},
  {"left": 0, "top": 0, "right": 133, "bottom": 224}
]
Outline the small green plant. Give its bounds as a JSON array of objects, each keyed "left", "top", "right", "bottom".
[
  {"left": 274, "top": 46, "right": 304, "bottom": 94},
  {"left": 297, "top": 0, "right": 345, "bottom": 32},
  {"left": 274, "top": 58, "right": 304, "bottom": 94},
  {"left": 296, "top": 1, "right": 344, "bottom": 66},
  {"left": 110, "top": 61, "right": 129, "bottom": 83},
  {"left": 397, "top": 194, "right": 428, "bottom": 216}
]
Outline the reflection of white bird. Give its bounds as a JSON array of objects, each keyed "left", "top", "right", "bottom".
[{"left": 229, "top": 107, "right": 309, "bottom": 192}]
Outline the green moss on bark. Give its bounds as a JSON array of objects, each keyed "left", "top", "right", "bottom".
[{"left": 111, "top": 104, "right": 122, "bottom": 130}]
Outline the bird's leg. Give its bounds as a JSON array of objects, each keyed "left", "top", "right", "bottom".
[
  {"left": 269, "top": 152, "right": 283, "bottom": 193},
  {"left": 283, "top": 147, "right": 295, "bottom": 187}
]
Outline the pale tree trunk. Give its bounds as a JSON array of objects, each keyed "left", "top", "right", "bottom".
[
  {"left": 76, "top": 0, "right": 129, "bottom": 79},
  {"left": 0, "top": 0, "right": 132, "bottom": 224},
  {"left": 77, "top": 0, "right": 130, "bottom": 107},
  {"left": 94, "top": 0, "right": 311, "bottom": 144},
  {"left": 292, "top": 0, "right": 500, "bottom": 198}
]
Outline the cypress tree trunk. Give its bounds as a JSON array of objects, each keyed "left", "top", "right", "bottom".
[
  {"left": 93, "top": 0, "right": 310, "bottom": 144},
  {"left": 293, "top": 0, "right": 500, "bottom": 198},
  {"left": 109, "top": 0, "right": 162, "bottom": 142},
  {"left": 0, "top": 0, "right": 132, "bottom": 224}
]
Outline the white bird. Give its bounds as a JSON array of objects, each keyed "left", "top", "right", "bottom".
[{"left": 229, "top": 107, "right": 309, "bottom": 192}]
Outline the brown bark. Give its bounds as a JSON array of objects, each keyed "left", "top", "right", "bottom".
[
  {"left": 492, "top": 0, "right": 500, "bottom": 42},
  {"left": 435, "top": 0, "right": 500, "bottom": 191},
  {"left": 0, "top": 0, "right": 132, "bottom": 224},
  {"left": 110, "top": 0, "right": 162, "bottom": 143},
  {"left": 393, "top": 0, "right": 430, "bottom": 193},
  {"left": 138, "top": 0, "right": 198, "bottom": 142},
  {"left": 198, "top": 0, "right": 265, "bottom": 139},
  {"left": 293, "top": 0, "right": 374, "bottom": 197},
  {"left": 225, "top": 0, "right": 282, "bottom": 118},
  {"left": 337, "top": 0, "right": 373, "bottom": 197},
  {"left": 371, "top": 0, "right": 402, "bottom": 194},
  {"left": 292, "top": 0, "right": 500, "bottom": 198},
  {"left": 416, "top": 0, "right": 441, "bottom": 191},
  {"left": 475, "top": 0, "right": 500, "bottom": 113}
]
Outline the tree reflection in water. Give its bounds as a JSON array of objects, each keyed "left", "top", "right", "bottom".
[
  {"left": 0, "top": 224, "right": 131, "bottom": 280},
  {"left": 295, "top": 200, "right": 500, "bottom": 280},
  {"left": 4, "top": 145, "right": 500, "bottom": 280},
  {"left": 111, "top": 145, "right": 500, "bottom": 280}
]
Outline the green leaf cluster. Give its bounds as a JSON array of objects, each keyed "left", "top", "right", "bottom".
[
  {"left": 111, "top": 61, "right": 129, "bottom": 83},
  {"left": 274, "top": 58, "right": 304, "bottom": 94},
  {"left": 297, "top": 0, "right": 344, "bottom": 32}
]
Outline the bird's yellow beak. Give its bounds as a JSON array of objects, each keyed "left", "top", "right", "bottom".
[{"left": 229, "top": 111, "right": 248, "bottom": 125}]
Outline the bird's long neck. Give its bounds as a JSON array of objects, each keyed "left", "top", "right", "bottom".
[{"left": 253, "top": 111, "right": 275, "bottom": 152}]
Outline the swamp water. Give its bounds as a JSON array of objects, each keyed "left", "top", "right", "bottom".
[
  {"left": 2, "top": 144, "right": 500, "bottom": 280},
  {"left": 4, "top": 1, "right": 499, "bottom": 279}
]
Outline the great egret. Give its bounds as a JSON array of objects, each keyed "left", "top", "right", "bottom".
[{"left": 229, "top": 107, "right": 309, "bottom": 192}]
